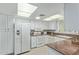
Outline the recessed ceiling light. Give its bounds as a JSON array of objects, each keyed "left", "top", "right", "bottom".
[
  {"left": 44, "top": 18, "right": 51, "bottom": 21},
  {"left": 36, "top": 17, "right": 40, "bottom": 19},
  {"left": 44, "top": 14, "right": 64, "bottom": 21}
]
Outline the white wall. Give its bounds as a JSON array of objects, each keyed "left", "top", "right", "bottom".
[
  {"left": 0, "top": 3, "right": 17, "bottom": 16},
  {"left": 48, "top": 21, "right": 57, "bottom": 30},
  {"left": 15, "top": 16, "right": 30, "bottom": 23},
  {"left": 64, "top": 3, "right": 79, "bottom": 32}
]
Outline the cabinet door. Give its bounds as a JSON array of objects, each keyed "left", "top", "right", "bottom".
[
  {"left": 7, "top": 16, "right": 14, "bottom": 53},
  {"left": 45, "top": 35, "right": 49, "bottom": 44},
  {"left": 42, "top": 36, "right": 46, "bottom": 45},
  {"left": 0, "top": 15, "right": 8, "bottom": 54},
  {"left": 0, "top": 15, "right": 7, "bottom": 31},
  {"left": 0, "top": 31, "right": 8, "bottom": 54},
  {"left": 31, "top": 37, "right": 37, "bottom": 48},
  {"left": 37, "top": 36, "right": 43, "bottom": 47},
  {"left": 0, "top": 15, "right": 14, "bottom": 54}
]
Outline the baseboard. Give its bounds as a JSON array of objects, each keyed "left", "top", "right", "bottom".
[
  {"left": 17, "top": 51, "right": 30, "bottom": 55},
  {"left": 7, "top": 53, "right": 14, "bottom": 55}
]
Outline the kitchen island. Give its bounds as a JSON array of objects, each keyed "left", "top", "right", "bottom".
[
  {"left": 46, "top": 32, "right": 79, "bottom": 55},
  {"left": 47, "top": 40, "right": 79, "bottom": 55}
]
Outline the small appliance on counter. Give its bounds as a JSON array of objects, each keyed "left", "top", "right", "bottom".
[
  {"left": 31, "top": 29, "right": 42, "bottom": 36},
  {"left": 43, "top": 29, "right": 56, "bottom": 32}
]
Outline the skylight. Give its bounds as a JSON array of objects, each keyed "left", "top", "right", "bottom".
[{"left": 18, "top": 3, "right": 38, "bottom": 17}]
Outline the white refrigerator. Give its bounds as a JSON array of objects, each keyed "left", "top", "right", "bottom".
[{"left": 14, "top": 23, "right": 30, "bottom": 54}]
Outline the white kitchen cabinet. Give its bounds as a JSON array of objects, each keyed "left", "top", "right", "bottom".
[
  {"left": 31, "top": 36, "right": 45, "bottom": 48},
  {"left": 41, "top": 35, "right": 46, "bottom": 45},
  {"left": 37, "top": 36, "right": 45, "bottom": 47},
  {"left": 0, "top": 15, "right": 8, "bottom": 54},
  {"left": 43, "top": 35, "right": 55, "bottom": 44},
  {"left": 0, "top": 15, "right": 7, "bottom": 31},
  {"left": 31, "top": 36, "right": 37, "bottom": 48},
  {"left": 0, "top": 31, "right": 8, "bottom": 54},
  {"left": 0, "top": 15, "right": 14, "bottom": 54},
  {"left": 53, "top": 37, "right": 65, "bottom": 42},
  {"left": 37, "top": 36, "right": 42, "bottom": 47},
  {"left": 31, "top": 35, "right": 54, "bottom": 48},
  {"left": 41, "top": 35, "right": 47, "bottom": 44},
  {"left": 31, "top": 35, "right": 57, "bottom": 48},
  {"left": 7, "top": 16, "right": 14, "bottom": 54},
  {"left": 48, "top": 36, "right": 55, "bottom": 43}
]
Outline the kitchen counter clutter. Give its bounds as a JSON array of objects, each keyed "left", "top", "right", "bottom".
[{"left": 47, "top": 40, "right": 79, "bottom": 55}]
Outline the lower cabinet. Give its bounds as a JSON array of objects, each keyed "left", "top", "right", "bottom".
[
  {"left": 37, "top": 36, "right": 43, "bottom": 47},
  {"left": 31, "top": 36, "right": 45, "bottom": 48},
  {"left": 31, "top": 35, "right": 68, "bottom": 50},
  {"left": 31, "top": 35, "right": 55, "bottom": 48},
  {"left": 31, "top": 36, "right": 37, "bottom": 48},
  {"left": 31, "top": 35, "right": 65, "bottom": 49}
]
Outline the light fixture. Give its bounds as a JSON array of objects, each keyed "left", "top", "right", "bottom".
[
  {"left": 51, "top": 15, "right": 63, "bottom": 19},
  {"left": 44, "top": 18, "right": 51, "bottom": 21},
  {"left": 36, "top": 17, "right": 40, "bottom": 19},
  {"left": 18, "top": 11, "right": 31, "bottom": 17},
  {"left": 44, "top": 14, "right": 64, "bottom": 21},
  {"left": 18, "top": 3, "right": 38, "bottom": 17},
  {"left": 59, "top": 17, "right": 64, "bottom": 20}
]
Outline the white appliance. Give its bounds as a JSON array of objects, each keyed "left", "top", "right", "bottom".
[{"left": 14, "top": 23, "right": 30, "bottom": 54}]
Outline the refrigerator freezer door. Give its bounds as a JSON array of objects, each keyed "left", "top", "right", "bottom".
[
  {"left": 21, "top": 23, "right": 30, "bottom": 52},
  {"left": 15, "top": 23, "right": 30, "bottom": 54},
  {"left": 14, "top": 23, "right": 22, "bottom": 54}
]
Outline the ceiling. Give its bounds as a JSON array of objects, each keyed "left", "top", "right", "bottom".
[{"left": 29, "top": 3, "right": 64, "bottom": 21}]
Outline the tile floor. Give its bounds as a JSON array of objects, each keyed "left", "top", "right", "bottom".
[{"left": 22, "top": 46, "right": 49, "bottom": 55}]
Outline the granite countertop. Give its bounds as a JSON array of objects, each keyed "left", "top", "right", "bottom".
[
  {"left": 46, "top": 40, "right": 79, "bottom": 55},
  {"left": 53, "top": 32, "right": 79, "bottom": 36}
]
